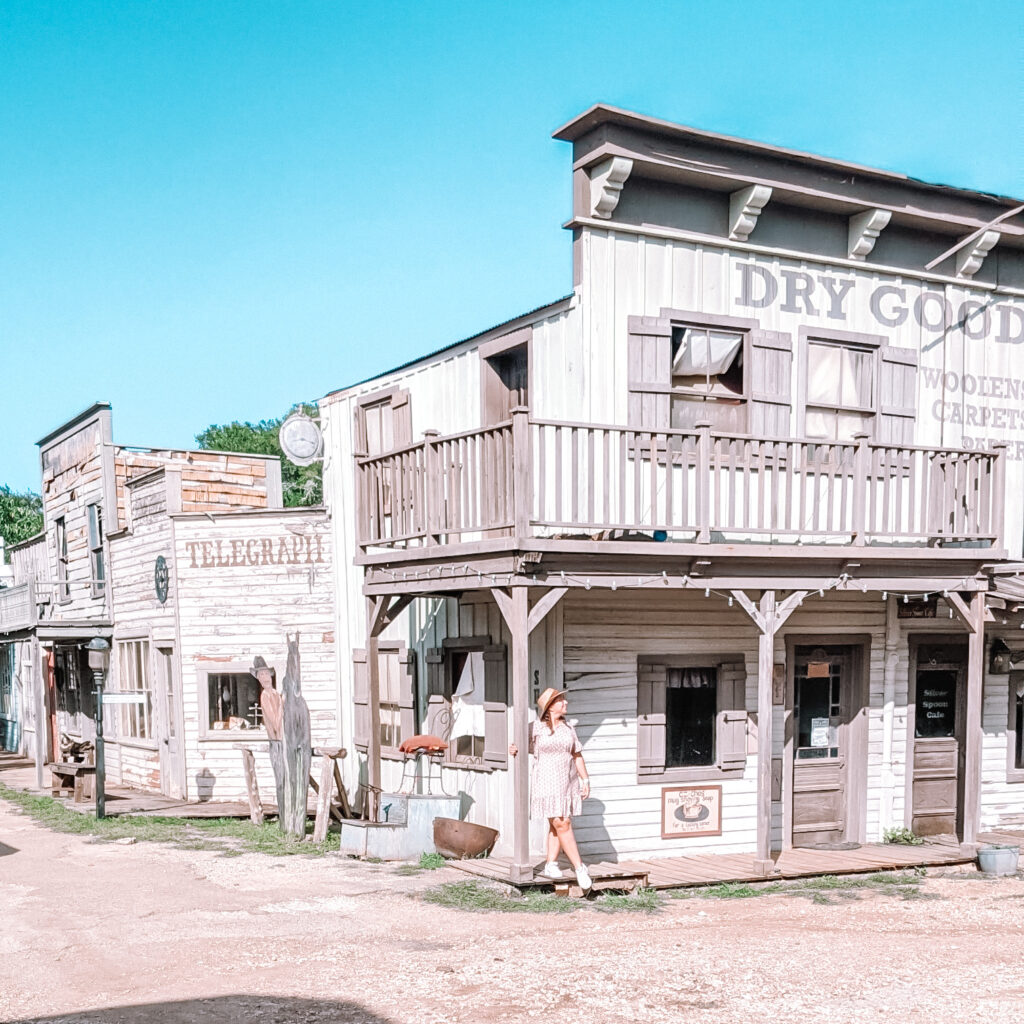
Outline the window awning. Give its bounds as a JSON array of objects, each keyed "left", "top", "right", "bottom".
[{"left": 673, "top": 329, "right": 743, "bottom": 377}]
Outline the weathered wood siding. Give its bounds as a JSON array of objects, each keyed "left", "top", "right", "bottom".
[
  {"left": 569, "top": 227, "right": 1024, "bottom": 557},
  {"left": 10, "top": 535, "right": 46, "bottom": 587},
  {"left": 106, "top": 473, "right": 178, "bottom": 790},
  {"left": 39, "top": 412, "right": 109, "bottom": 618},
  {"left": 173, "top": 510, "right": 336, "bottom": 804}
]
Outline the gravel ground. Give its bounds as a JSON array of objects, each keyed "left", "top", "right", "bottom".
[{"left": 1, "top": 799, "right": 1023, "bottom": 1024}]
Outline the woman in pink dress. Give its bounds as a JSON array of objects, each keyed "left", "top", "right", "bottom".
[{"left": 509, "top": 687, "right": 592, "bottom": 891}]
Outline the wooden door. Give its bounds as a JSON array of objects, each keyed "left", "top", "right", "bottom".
[
  {"left": 155, "top": 646, "right": 185, "bottom": 799},
  {"left": 791, "top": 646, "right": 854, "bottom": 847},
  {"left": 910, "top": 645, "right": 965, "bottom": 837}
]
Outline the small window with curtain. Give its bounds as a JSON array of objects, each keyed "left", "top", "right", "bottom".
[
  {"left": 666, "top": 667, "right": 718, "bottom": 768},
  {"left": 804, "top": 340, "right": 876, "bottom": 441},
  {"left": 670, "top": 325, "right": 747, "bottom": 433},
  {"left": 1008, "top": 670, "right": 1024, "bottom": 782}
]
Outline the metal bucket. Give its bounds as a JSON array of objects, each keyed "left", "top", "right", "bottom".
[{"left": 977, "top": 843, "right": 1020, "bottom": 875}]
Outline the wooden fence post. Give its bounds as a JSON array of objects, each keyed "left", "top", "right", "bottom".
[
  {"left": 423, "top": 429, "right": 441, "bottom": 546},
  {"left": 511, "top": 407, "right": 531, "bottom": 540},
  {"left": 990, "top": 442, "right": 1007, "bottom": 547},
  {"left": 851, "top": 432, "right": 870, "bottom": 545},
  {"left": 695, "top": 421, "right": 712, "bottom": 543}
]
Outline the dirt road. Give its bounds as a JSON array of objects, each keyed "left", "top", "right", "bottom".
[{"left": 2, "top": 799, "right": 1023, "bottom": 1024}]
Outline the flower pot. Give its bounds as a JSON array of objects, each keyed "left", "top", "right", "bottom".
[{"left": 977, "top": 843, "right": 1020, "bottom": 875}]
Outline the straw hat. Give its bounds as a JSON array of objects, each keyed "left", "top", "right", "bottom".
[{"left": 536, "top": 687, "right": 567, "bottom": 719}]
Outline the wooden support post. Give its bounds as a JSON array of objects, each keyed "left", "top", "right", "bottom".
[
  {"left": 509, "top": 586, "right": 532, "bottom": 882},
  {"left": 240, "top": 747, "right": 264, "bottom": 825},
  {"left": 962, "top": 590, "right": 985, "bottom": 850},
  {"left": 33, "top": 636, "right": 45, "bottom": 791},
  {"left": 990, "top": 442, "right": 1007, "bottom": 547},
  {"left": 312, "top": 752, "right": 335, "bottom": 843},
  {"left": 366, "top": 595, "right": 383, "bottom": 823},
  {"left": 755, "top": 590, "right": 776, "bottom": 874}
]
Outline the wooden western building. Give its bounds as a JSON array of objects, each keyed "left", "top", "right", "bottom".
[
  {"left": 0, "top": 403, "right": 337, "bottom": 805},
  {"left": 319, "top": 105, "right": 1024, "bottom": 879}
]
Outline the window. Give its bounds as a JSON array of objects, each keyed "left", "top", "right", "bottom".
[
  {"left": 669, "top": 325, "right": 747, "bottom": 433},
  {"left": 352, "top": 643, "right": 415, "bottom": 759},
  {"left": 628, "top": 311, "right": 792, "bottom": 438},
  {"left": 637, "top": 657, "right": 747, "bottom": 782},
  {"left": 115, "top": 639, "right": 154, "bottom": 741},
  {"left": 480, "top": 329, "right": 530, "bottom": 425},
  {"left": 355, "top": 388, "right": 412, "bottom": 458},
  {"left": 424, "top": 639, "right": 508, "bottom": 769},
  {"left": 54, "top": 645, "right": 94, "bottom": 735},
  {"left": 1008, "top": 670, "right": 1024, "bottom": 782},
  {"left": 804, "top": 340, "right": 875, "bottom": 441},
  {"left": 207, "top": 671, "right": 269, "bottom": 731},
  {"left": 0, "top": 644, "right": 14, "bottom": 720},
  {"left": 87, "top": 504, "right": 105, "bottom": 595},
  {"left": 55, "top": 517, "right": 69, "bottom": 602}
]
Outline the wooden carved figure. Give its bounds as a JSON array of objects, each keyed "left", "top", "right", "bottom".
[
  {"left": 252, "top": 655, "right": 286, "bottom": 818},
  {"left": 280, "top": 633, "right": 312, "bottom": 837}
]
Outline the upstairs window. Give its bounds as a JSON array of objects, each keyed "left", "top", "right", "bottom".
[
  {"left": 355, "top": 388, "right": 412, "bottom": 458},
  {"left": 804, "top": 340, "right": 875, "bottom": 442},
  {"left": 55, "top": 516, "right": 69, "bottom": 602},
  {"left": 669, "top": 325, "right": 747, "bottom": 433},
  {"left": 87, "top": 504, "right": 105, "bottom": 596}
]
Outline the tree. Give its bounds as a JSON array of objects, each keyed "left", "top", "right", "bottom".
[
  {"left": 195, "top": 404, "right": 323, "bottom": 507},
  {"left": 0, "top": 486, "right": 44, "bottom": 561}
]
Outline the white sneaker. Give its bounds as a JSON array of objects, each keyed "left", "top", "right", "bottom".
[
  {"left": 540, "top": 861, "right": 563, "bottom": 880},
  {"left": 575, "top": 864, "right": 592, "bottom": 891}
]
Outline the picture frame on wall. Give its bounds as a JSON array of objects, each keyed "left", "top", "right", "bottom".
[{"left": 661, "top": 785, "right": 723, "bottom": 839}]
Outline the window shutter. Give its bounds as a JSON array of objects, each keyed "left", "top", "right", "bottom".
[
  {"left": 749, "top": 330, "right": 792, "bottom": 437},
  {"left": 397, "top": 647, "right": 416, "bottom": 746},
  {"left": 637, "top": 663, "right": 667, "bottom": 774},
  {"left": 482, "top": 644, "right": 508, "bottom": 767},
  {"left": 627, "top": 316, "right": 672, "bottom": 429},
  {"left": 424, "top": 647, "right": 447, "bottom": 737},
  {"left": 877, "top": 346, "right": 917, "bottom": 444},
  {"left": 392, "top": 389, "right": 413, "bottom": 447},
  {"left": 352, "top": 649, "right": 369, "bottom": 752},
  {"left": 718, "top": 659, "right": 748, "bottom": 771}
]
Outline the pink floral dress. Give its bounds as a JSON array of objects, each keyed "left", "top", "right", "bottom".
[{"left": 529, "top": 720, "right": 583, "bottom": 819}]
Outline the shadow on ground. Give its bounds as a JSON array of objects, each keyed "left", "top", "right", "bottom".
[{"left": 11, "top": 995, "right": 394, "bottom": 1024}]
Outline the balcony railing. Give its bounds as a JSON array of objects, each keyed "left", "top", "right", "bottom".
[
  {"left": 355, "top": 410, "right": 1005, "bottom": 555},
  {"left": 0, "top": 582, "right": 38, "bottom": 633}
]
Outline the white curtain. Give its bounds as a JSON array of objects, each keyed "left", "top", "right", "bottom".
[
  {"left": 673, "top": 329, "right": 743, "bottom": 377},
  {"left": 450, "top": 651, "right": 485, "bottom": 739}
]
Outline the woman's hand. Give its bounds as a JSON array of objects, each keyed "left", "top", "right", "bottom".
[
  {"left": 581, "top": 778, "right": 591, "bottom": 799},
  {"left": 508, "top": 743, "right": 518, "bottom": 757}
]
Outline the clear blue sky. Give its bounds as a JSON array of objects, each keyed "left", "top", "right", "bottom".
[{"left": 2, "top": 1, "right": 1021, "bottom": 491}]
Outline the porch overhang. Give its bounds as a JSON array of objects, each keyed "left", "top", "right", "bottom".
[{"left": 361, "top": 539, "right": 1000, "bottom": 597}]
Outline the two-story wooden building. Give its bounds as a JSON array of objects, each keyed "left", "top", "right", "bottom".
[
  {"left": 321, "top": 105, "right": 1024, "bottom": 880},
  {"left": 0, "top": 402, "right": 338, "bottom": 804}
]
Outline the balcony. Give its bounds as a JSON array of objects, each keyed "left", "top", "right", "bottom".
[
  {"left": 355, "top": 411, "right": 1005, "bottom": 562},
  {"left": 0, "top": 582, "right": 38, "bottom": 634}
]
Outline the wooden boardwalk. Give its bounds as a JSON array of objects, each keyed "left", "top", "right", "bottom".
[{"left": 451, "top": 833, "right": 1024, "bottom": 890}]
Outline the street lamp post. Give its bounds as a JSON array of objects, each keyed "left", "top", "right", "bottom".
[{"left": 86, "top": 638, "right": 110, "bottom": 819}]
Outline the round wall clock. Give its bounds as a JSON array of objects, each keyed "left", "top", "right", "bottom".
[
  {"left": 279, "top": 412, "right": 324, "bottom": 466},
  {"left": 155, "top": 555, "right": 169, "bottom": 604}
]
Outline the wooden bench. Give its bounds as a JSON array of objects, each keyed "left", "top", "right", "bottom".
[{"left": 47, "top": 762, "right": 97, "bottom": 803}]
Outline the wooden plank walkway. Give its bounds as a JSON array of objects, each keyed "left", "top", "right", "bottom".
[{"left": 450, "top": 836, "right": 1011, "bottom": 891}]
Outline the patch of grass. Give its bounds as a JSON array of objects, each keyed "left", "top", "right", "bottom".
[
  {"left": 0, "top": 782, "right": 339, "bottom": 857},
  {"left": 883, "top": 826, "right": 925, "bottom": 846},
  {"left": 594, "top": 887, "right": 663, "bottom": 913},
  {"left": 419, "top": 851, "right": 446, "bottom": 870},
  {"left": 671, "top": 870, "right": 929, "bottom": 904},
  {"left": 421, "top": 880, "right": 577, "bottom": 914}
]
